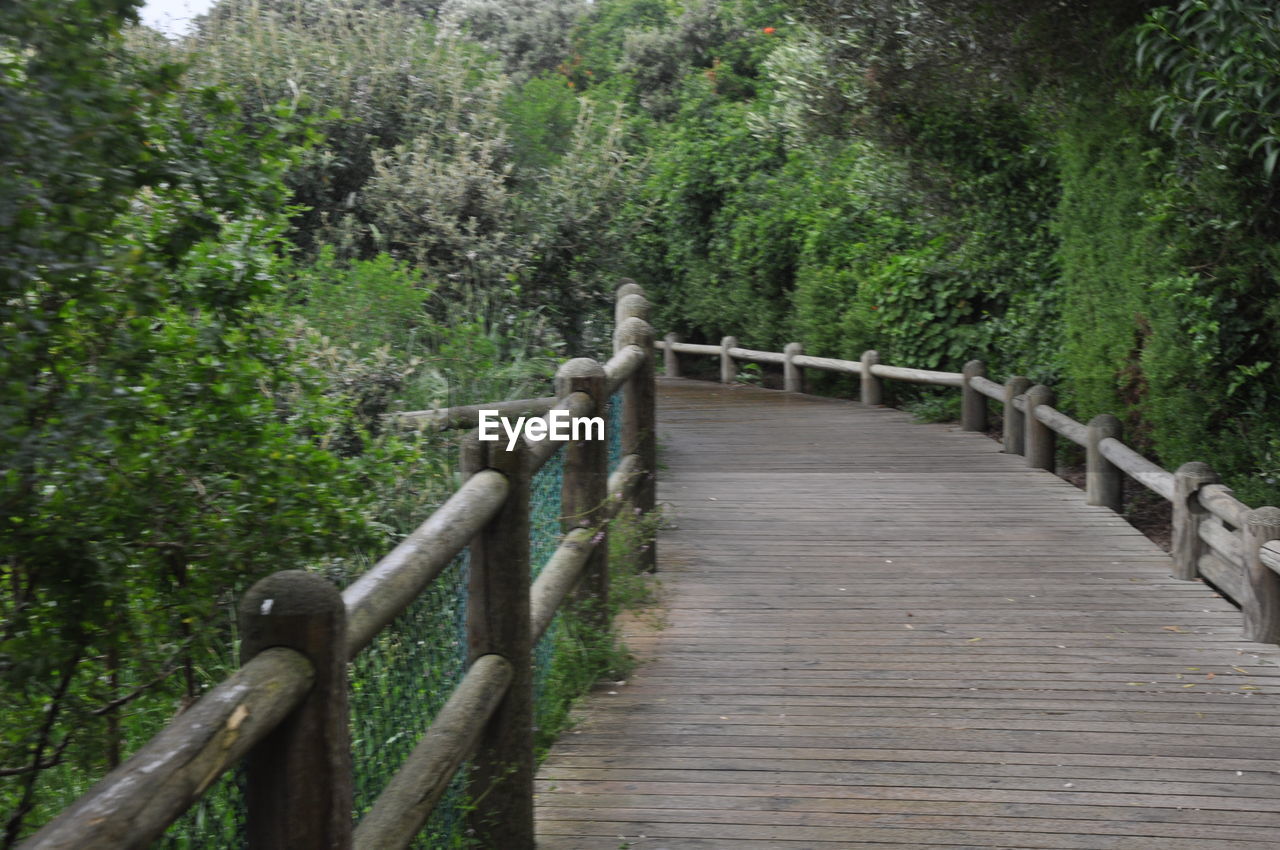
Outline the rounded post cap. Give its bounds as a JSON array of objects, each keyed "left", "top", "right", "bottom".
[
  {"left": 617, "top": 292, "right": 650, "bottom": 321},
  {"left": 1089, "top": 413, "right": 1122, "bottom": 434},
  {"left": 617, "top": 316, "right": 654, "bottom": 347},
  {"left": 241, "top": 570, "right": 342, "bottom": 621},
  {"left": 861, "top": 349, "right": 879, "bottom": 362},
  {"left": 616, "top": 279, "right": 644, "bottom": 299},
  {"left": 555, "top": 357, "right": 606, "bottom": 380},
  {"left": 1027, "top": 383, "right": 1054, "bottom": 403},
  {"left": 1175, "top": 461, "right": 1219, "bottom": 484},
  {"left": 1005, "top": 374, "right": 1031, "bottom": 390},
  {"left": 963, "top": 359, "right": 985, "bottom": 376},
  {"left": 555, "top": 357, "right": 606, "bottom": 399},
  {"left": 784, "top": 342, "right": 803, "bottom": 355},
  {"left": 721, "top": 335, "right": 738, "bottom": 347}
]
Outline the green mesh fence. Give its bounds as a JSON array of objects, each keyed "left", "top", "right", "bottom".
[
  {"left": 531, "top": 453, "right": 565, "bottom": 713},
  {"left": 348, "top": 552, "right": 471, "bottom": 846},
  {"left": 160, "top": 391, "right": 625, "bottom": 848}
]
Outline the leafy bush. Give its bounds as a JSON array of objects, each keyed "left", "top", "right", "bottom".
[
  {"left": 1138, "top": 0, "right": 1280, "bottom": 176},
  {"left": 0, "top": 3, "right": 410, "bottom": 838}
]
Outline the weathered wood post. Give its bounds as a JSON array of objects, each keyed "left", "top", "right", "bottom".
[
  {"left": 784, "top": 342, "right": 804, "bottom": 393},
  {"left": 860, "top": 350, "right": 882, "bottom": 406},
  {"left": 1242, "top": 507, "right": 1280, "bottom": 643},
  {"left": 616, "top": 288, "right": 650, "bottom": 368},
  {"left": 616, "top": 291, "right": 650, "bottom": 354},
  {"left": 961, "top": 360, "right": 986, "bottom": 433},
  {"left": 1002, "top": 376, "right": 1030, "bottom": 455},
  {"left": 614, "top": 280, "right": 645, "bottom": 353},
  {"left": 557, "top": 358, "right": 609, "bottom": 630},
  {"left": 620, "top": 316, "right": 658, "bottom": 573},
  {"left": 240, "top": 571, "right": 352, "bottom": 850},
  {"left": 615, "top": 279, "right": 643, "bottom": 320},
  {"left": 720, "top": 336, "right": 738, "bottom": 385},
  {"left": 1086, "top": 414, "right": 1124, "bottom": 513},
  {"left": 663, "top": 333, "right": 681, "bottom": 378},
  {"left": 460, "top": 433, "right": 533, "bottom": 848},
  {"left": 1171, "top": 462, "right": 1219, "bottom": 581},
  {"left": 1024, "top": 384, "right": 1055, "bottom": 472}
]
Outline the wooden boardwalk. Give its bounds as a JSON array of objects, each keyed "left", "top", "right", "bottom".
[{"left": 535, "top": 379, "right": 1280, "bottom": 849}]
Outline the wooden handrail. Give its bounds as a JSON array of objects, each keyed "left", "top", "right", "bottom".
[
  {"left": 1200, "top": 517, "right": 1245, "bottom": 568},
  {"left": 23, "top": 648, "right": 314, "bottom": 849},
  {"left": 28, "top": 283, "right": 659, "bottom": 850},
  {"left": 526, "top": 391, "right": 596, "bottom": 473},
  {"left": 343, "top": 469, "right": 509, "bottom": 657},
  {"left": 791, "top": 353, "right": 861, "bottom": 374},
  {"left": 352, "top": 654, "right": 512, "bottom": 850},
  {"left": 531, "top": 526, "right": 599, "bottom": 642},
  {"left": 392, "top": 334, "right": 645, "bottom": 432},
  {"left": 871, "top": 362, "right": 964, "bottom": 387},
  {"left": 1098, "top": 437, "right": 1175, "bottom": 501},
  {"left": 727, "top": 345, "right": 786, "bottom": 365},
  {"left": 395, "top": 396, "right": 558, "bottom": 430},
  {"left": 660, "top": 340, "right": 720, "bottom": 356},
  {"left": 1260, "top": 540, "right": 1280, "bottom": 574},
  {"left": 1032, "top": 403, "right": 1089, "bottom": 446},
  {"left": 605, "top": 453, "right": 643, "bottom": 519},
  {"left": 604, "top": 344, "right": 646, "bottom": 396},
  {"left": 969, "top": 374, "right": 1005, "bottom": 401},
  {"left": 1200, "top": 483, "right": 1248, "bottom": 527}
]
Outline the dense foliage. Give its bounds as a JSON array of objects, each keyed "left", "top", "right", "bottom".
[
  {"left": 1, "top": 0, "right": 620, "bottom": 841},
  {"left": 593, "top": 0, "right": 1280, "bottom": 504},
  {"left": 6, "top": 0, "right": 1280, "bottom": 842}
]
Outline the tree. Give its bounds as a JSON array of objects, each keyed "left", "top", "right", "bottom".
[{"left": 1, "top": 2, "right": 382, "bottom": 840}]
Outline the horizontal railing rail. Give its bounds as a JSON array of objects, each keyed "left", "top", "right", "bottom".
[
  {"left": 659, "top": 334, "right": 1280, "bottom": 646},
  {"left": 395, "top": 342, "right": 649, "bottom": 432},
  {"left": 24, "top": 283, "right": 660, "bottom": 850}
]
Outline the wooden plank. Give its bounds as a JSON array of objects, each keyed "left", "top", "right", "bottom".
[{"left": 535, "top": 380, "right": 1280, "bottom": 848}]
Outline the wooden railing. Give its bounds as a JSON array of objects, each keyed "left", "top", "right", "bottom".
[
  {"left": 22, "top": 283, "right": 658, "bottom": 850},
  {"left": 660, "top": 335, "right": 1280, "bottom": 646}
]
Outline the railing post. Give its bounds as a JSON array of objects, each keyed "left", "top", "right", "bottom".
[
  {"left": 1086, "top": 414, "right": 1124, "bottom": 513},
  {"left": 240, "top": 571, "right": 352, "bottom": 850},
  {"left": 860, "top": 350, "right": 882, "bottom": 406},
  {"left": 720, "top": 336, "right": 737, "bottom": 385},
  {"left": 784, "top": 342, "right": 804, "bottom": 393},
  {"left": 1024, "top": 384, "right": 1055, "bottom": 472},
  {"left": 615, "top": 288, "right": 650, "bottom": 355},
  {"left": 614, "top": 280, "right": 645, "bottom": 353},
  {"left": 557, "top": 358, "right": 609, "bottom": 629},
  {"left": 663, "top": 332, "right": 681, "bottom": 378},
  {"left": 1242, "top": 507, "right": 1280, "bottom": 643},
  {"left": 961, "top": 360, "right": 986, "bottom": 432},
  {"left": 620, "top": 316, "right": 658, "bottom": 573},
  {"left": 460, "top": 433, "right": 533, "bottom": 848},
  {"left": 1002, "top": 376, "right": 1030, "bottom": 454},
  {"left": 1172, "top": 462, "right": 1218, "bottom": 581}
]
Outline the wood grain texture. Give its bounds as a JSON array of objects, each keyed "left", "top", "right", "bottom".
[{"left": 535, "top": 379, "right": 1280, "bottom": 848}]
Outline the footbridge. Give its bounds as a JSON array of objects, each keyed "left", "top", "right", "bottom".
[
  {"left": 535, "top": 376, "right": 1280, "bottom": 849},
  {"left": 24, "top": 283, "right": 1280, "bottom": 850}
]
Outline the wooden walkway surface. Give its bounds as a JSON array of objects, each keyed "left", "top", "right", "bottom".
[{"left": 535, "top": 379, "right": 1280, "bottom": 849}]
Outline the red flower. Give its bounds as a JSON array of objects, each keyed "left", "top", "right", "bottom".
[{"left": 762, "top": 27, "right": 776, "bottom": 34}]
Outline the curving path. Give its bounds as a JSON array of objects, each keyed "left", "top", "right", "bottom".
[{"left": 534, "top": 379, "right": 1280, "bottom": 849}]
